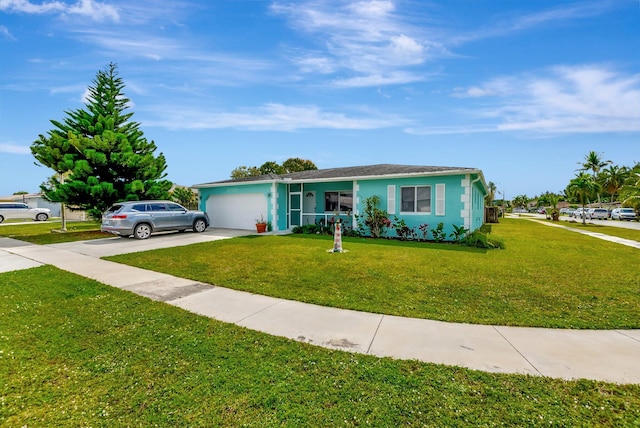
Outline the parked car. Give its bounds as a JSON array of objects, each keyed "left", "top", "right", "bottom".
[
  {"left": 100, "top": 200, "right": 210, "bottom": 239},
  {"left": 611, "top": 208, "right": 638, "bottom": 221},
  {"left": 586, "top": 208, "right": 609, "bottom": 220},
  {"left": 572, "top": 207, "right": 588, "bottom": 219},
  {"left": 0, "top": 202, "right": 50, "bottom": 223}
]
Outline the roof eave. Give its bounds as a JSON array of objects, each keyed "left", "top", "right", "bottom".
[{"left": 193, "top": 168, "right": 486, "bottom": 188}]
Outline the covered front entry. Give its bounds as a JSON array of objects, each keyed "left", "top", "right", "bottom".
[{"left": 206, "top": 193, "right": 267, "bottom": 230}]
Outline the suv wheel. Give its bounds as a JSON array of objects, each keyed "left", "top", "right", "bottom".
[
  {"left": 134, "top": 223, "right": 152, "bottom": 239},
  {"left": 193, "top": 218, "right": 207, "bottom": 233},
  {"left": 36, "top": 213, "right": 49, "bottom": 221}
]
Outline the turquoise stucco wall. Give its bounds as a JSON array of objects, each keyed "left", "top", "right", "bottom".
[
  {"left": 197, "top": 173, "right": 486, "bottom": 237},
  {"left": 355, "top": 174, "right": 482, "bottom": 239},
  {"left": 275, "top": 183, "right": 288, "bottom": 231}
]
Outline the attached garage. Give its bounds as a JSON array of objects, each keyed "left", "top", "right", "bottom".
[{"left": 206, "top": 193, "right": 267, "bottom": 230}]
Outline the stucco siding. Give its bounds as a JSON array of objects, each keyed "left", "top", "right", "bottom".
[{"left": 356, "top": 175, "right": 470, "bottom": 238}]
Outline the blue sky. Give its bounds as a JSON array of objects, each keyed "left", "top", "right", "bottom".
[{"left": 1, "top": 0, "right": 639, "bottom": 200}]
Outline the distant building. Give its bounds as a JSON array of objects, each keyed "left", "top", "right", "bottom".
[{"left": 0, "top": 193, "right": 86, "bottom": 220}]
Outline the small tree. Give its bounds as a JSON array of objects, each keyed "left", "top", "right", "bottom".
[
  {"left": 567, "top": 172, "right": 600, "bottom": 225},
  {"left": 31, "top": 63, "right": 172, "bottom": 219},
  {"left": 282, "top": 157, "right": 317, "bottom": 173},
  {"left": 259, "top": 161, "right": 285, "bottom": 175},
  {"left": 538, "top": 191, "right": 561, "bottom": 221},
  {"left": 359, "top": 195, "right": 390, "bottom": 238},
  {"left": 230, "top": 157, "right": 317, "bottom": 178},
  {"left": 230, "top": 166, "right": 261, "bottom": 179},
  {"left": 171, "top": 187, "right": 198, "bottom": 210},
  {"left": 511, "top": 194, "right": 530, "bottom": 212}
]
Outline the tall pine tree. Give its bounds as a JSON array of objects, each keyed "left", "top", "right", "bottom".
[{"left": 31, "top": 63, "right": 172, "bottom": 219}]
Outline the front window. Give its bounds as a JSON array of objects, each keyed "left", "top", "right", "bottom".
[
  {"left": 401, "top": 186, "right": 431, "bottom": 213},
  {"left": 325, "top": 191, "right": 353, "bottom": 212}
]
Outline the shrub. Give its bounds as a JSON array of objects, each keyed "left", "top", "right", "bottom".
[
  {"left": 464, "top": 230, "right": 505, "bottom": 249},
  {"left": 358, "top": 196, "right": 390, "bottom": 238},
  {"left": 430, "top": 222, "right": 446, "bottom": 242}
]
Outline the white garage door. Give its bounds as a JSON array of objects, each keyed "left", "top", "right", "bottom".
[{"left": 207, "top": 193, "right": 267, "bottom": 230}]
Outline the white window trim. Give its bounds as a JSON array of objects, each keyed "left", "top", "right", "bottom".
[{"left": 399, "top": 185, "right": 432, "bottom": 214}]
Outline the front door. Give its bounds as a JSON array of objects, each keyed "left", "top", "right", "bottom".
[
  {"left": 289, "top": 192, "right": 301, "bottom": 228},
  {"left": 303, "top": 191, "right": 316, "bottom": 225}
]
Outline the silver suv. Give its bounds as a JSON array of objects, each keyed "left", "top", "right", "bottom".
[
  {"left": 0, "top": 202, "right": 50, "bottom": 223},
  {"left": 101, "top": 200, "right": 210, "bottom": 239}
]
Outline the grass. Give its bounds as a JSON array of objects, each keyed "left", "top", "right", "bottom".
[
  {"left": 0, "top": 220, "right": 109, "bottom": 244},
  {"left": 106, "top": 219, "right": 640, "bottom": 329},
  {"left": 2, "top": 266, "right": 639, "bottom": 427}
]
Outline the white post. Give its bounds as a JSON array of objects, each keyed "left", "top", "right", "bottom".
[{"left": 332, "top": 219, "right": 343, "bottom": 252}]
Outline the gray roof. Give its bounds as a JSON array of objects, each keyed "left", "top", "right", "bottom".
[{"left": 195, "top": 164, "right": 481, "bottom": 187}]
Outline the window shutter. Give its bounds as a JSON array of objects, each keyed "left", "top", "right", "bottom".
[
  {"left": 387, "top": 185, "right": 396, "bottom": 215},
  {"left": 436, "top": 183, "right": 445, "bottom": 216}
]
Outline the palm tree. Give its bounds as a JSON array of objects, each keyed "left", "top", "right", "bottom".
[
  {"left": 620, "top": 163, "right": 640, "bottom": 213},
  {"left": 580, "top": 151, "right": 611, "bottom": 176},
  {"left": 580, "top": 151, "right": 611, "bottom": 204},
  {"left": 567, "top": 173, "right": 600, "bottom": 225},
  {"left": 599, "top": 165, "right": 628, "bottom": 206},
  {"left": 538, "top": 191, "right": 561, "bottom": 220},
  {"left": 485, "top": 181, "right": 497, "bottom": 206},
  {"left": 512, "top": 194, "right": 529, "bottom": 212}
]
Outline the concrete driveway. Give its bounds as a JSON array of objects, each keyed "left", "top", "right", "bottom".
[{"left": 49, "top": 228, "right": 255, "bottom": 258}]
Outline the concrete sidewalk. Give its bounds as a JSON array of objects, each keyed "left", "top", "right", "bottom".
[{"left": 1, "top": 235, "right": 639, "bottom": 384}]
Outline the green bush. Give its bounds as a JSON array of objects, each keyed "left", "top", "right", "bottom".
[{"left": 464, "top": 230, "right": 505, "bottom": 249}]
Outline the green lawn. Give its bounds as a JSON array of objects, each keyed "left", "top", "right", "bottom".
[
  {"left": 0, "top": 221, "right": 108, "bottom": 244},
  {"left": 2, "top": 266, "right": 639, "bottom": 427},
  {"left": 106, "top": 219, "right": 640, "bottom": 329}
]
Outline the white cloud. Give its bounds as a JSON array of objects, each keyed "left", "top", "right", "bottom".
[
  {"left": 0, "top": 0, "right": 66, "bottom": 14},
  {"left": 0, "top": 0, "right": 119, "bottom": 22},
  {"left": 0, "top": 25, "right": 17, "bottom": 41},
  {"left": 143, "top": 103, "right": 409, "bottom": 131},
  {"left": 443, "top": 65, "right": 640, "bottom": 135},
  {"left": 452, "top": 77, "right": 515, "bottom": 98},
  {"left": 66, "top": 0, "right": 119, "bottom": 22},
  {"left": 0, "top": 142, "right": 30, "bottom": 155},
  {"left": 295, "top": 56, "right": 335, "bottom": 74},
  {"left": 271, "top": 0, "right": 442, "bottom": 86},
  {"left": 405, "top": 125, "right": 497, "bottom": 136},
  {"left": 332, "top": 71, "right": 423, "bottom": 88},
  {"left": 451, "top": 2, "right": 616, "bottom": 45}
]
